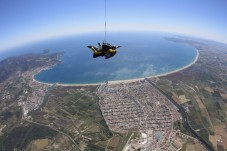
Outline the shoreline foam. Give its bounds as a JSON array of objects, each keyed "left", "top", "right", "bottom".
[{"left": 33, "top": 49, "right": 199, "bottom": 86}]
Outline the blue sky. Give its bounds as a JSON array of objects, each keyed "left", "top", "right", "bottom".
[{"left": 1, "top": 0, "right": 227, "bottom": 51}]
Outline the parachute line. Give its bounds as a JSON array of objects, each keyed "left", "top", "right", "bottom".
[{"left": 105, "top": 0, "right": 107, "bottom": 42}]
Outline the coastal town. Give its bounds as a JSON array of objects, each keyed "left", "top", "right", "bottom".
[
  {"left": 18, "top": 67, "right": 52, "bottom": 118},
  {"left": 98, "top": 80, "right": 182, "bottom": 150}
]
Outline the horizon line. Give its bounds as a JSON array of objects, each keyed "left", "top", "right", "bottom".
[{"left": 1, "top": 29, "right": 226, "bottom": 52}]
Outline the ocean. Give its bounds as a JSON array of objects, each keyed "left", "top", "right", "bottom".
[{"left": 0, "top": 32, "right": 197, "bottom": 84}]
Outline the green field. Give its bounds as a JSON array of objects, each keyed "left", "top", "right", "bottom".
[
  {"left": 29, "top": 86, "right": 113, "bottom": 150},
  {"left": 0, "top": 123, "right": 57, "bottom": 151}
]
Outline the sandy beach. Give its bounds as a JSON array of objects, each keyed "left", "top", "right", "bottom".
[{"left": 33, "top": 49, "right": 199, "bottom": 86}]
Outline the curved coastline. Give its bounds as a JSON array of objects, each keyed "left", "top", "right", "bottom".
[{"left": 33, "top": 49, "right": 199, "bottom": 86}]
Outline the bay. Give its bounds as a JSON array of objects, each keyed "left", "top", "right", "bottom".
[{"left": 0, "top": 32, "right": 197, "bottom": 84}]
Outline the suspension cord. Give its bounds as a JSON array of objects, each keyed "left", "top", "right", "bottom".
[{"left": 105, "top": 0, "right": 107, "bottom": 43}]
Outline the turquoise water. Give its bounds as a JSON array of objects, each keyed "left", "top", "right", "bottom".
[{"left": 0, "top": 32, "right": 197, "bottom": 84}]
